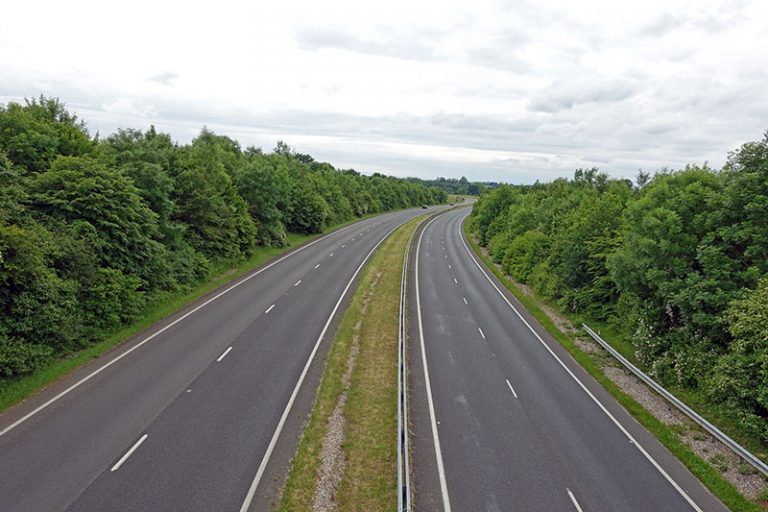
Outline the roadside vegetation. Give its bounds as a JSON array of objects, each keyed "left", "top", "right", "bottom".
[
  {"left": 0, "top": 96, "right": 446, "bottom": 403},
  {"left": 467, "top": 132, "right": 768, "bottom": 508},
  {"left": 280, "top": 216, "right": 422, "bottom": 511}
]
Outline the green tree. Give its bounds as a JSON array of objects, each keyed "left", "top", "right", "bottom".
[
  {"left": 173, "top": 131, "right": 255, "bottom": 258},
  {"left": 234, "top": 154, "right": 293, "bottom": 246},
  {"left": 0, "top": 224, "right": 75, "bottom": 368},
  {"left": 0, "top": 96, "right": 93, "bottom": 173},
  {"left": 29, "top": 156, "right": 167, "bottom": 287},
  {"left": 709, "top": 276, "right": 768, "bottom": 442}
]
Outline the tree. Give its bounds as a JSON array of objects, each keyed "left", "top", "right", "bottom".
[
  {"left": 234, "top": 155, "right": 293, "bottom": 246},
  {"left": 288, "top": 183, "right": 329, "bottom": 234},
  {"left": 0, "top": 96, "right": 92, "bottom": 173},
  {"left": 171, "top": 130, "right": 256, "bottom": 259},
  {"left": 29, "top": 156, "right": 166, "bottom": 286},
  {"left": 709, "top": 276, "right": 768, "bottom": 442},
  {"left": 635, "top": 170, "right": 651, "bottom": 189},
  {"left": 608, "top": 167, "right": 725, "bottom": 385},
  {"left": 0, "top": 224, "right": 74, "bottom": 369}
]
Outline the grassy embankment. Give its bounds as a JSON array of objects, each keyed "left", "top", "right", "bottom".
[
  {"left": 464, "top": 222, "right": 765, "bottom": 512},
  {"left": 279, "top": 216, "right": 423, "bottom": 512},
  {"left": 0, "top": 213, "right": 387, "bottom": 413}
]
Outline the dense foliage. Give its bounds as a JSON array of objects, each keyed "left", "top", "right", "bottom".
[
  {"left": 0, "top": 96, "right": 446, "bottom": 379},
  {"left": 406, "top": 176, "right": 487, "bottom": 196},
  {"left": 469, "top": 136, "right": 768, "bottom": 443}
]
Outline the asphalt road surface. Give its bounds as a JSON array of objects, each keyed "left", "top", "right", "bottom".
[
  {"left": 0, "top": 206, "right": 440, "bottom": 512},
  {"left": 408, "top": 207, "right": 728, "bottom": 512}
]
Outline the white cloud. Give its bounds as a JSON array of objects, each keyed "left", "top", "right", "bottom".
[{"left": 0, "top": 0, "right": 766, "bottom": 183}]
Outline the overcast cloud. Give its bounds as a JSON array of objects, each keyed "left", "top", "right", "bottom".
[{"left": 1, "top": 0, "right": 766, "bottom": 182}]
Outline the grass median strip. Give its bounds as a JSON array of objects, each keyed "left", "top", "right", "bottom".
[{"left": 279, "top": 216, "right": 423, "bottom": 512}]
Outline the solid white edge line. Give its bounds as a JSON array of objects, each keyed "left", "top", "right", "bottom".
[
  {"left": 457, "top": 215, "right": 704, "bottom": 512},
  {"left": 265, "top": 304, "right": 275, "bottom": 314},
  {"left": 0, "top": 214, "right": 376, "bottom": 438},
  {"left": 506, "top": 379, "right": 518, "bottom": 399},
  {"left": 567, "top": 488, "right": 584, "bottom": 512},
  {"left": 415, "top": 215, "right": 453, "bottom": 512},
  {"left": 238, "top": 217, "right": 414, "bottom": 512},
  {"left": 111, "top": 434, "right": 148, "bottom": 472},
  {"left": 216, "top": 346, "right": 233, "bottom": 362},
  {"left": 294, "top": 280, "right": 302, "bottom": 287}
]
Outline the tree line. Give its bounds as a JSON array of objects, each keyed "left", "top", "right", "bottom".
[
  {"left": 406, "top": 176, "right": 487, "bottom": 196},
  {"left": 0, "top": 96, "right": 446, "bottom": 380},
  {"left": 469, "top": 134, "right": 768, "bottom": 445}
]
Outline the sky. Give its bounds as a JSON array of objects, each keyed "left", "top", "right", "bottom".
[{"left": 1, "top": 0, "right": 767, "bottom": 183}]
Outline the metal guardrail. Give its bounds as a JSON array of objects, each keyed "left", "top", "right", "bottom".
[
  {"left": 397, "top": 219, "right": 421, "bottom": 512},
  {"left": 582, "top": 323, "right": 768, "bottom": 478}
]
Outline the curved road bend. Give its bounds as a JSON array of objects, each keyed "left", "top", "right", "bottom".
[
  {"left": 0, "top": 206, "right": 442, "bottom": 512},
  {"left": 408, "top": 207, "right": 728, "bottom": 512}
]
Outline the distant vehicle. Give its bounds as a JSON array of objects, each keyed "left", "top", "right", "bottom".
[
  {"left": 450, "top": 202, "right": 455, "bottom": 206},
  {"left": 421, "top": 204, "right": 428, "bottom": 209}
]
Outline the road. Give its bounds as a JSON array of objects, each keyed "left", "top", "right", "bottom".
[
  {"left": 0, "top": 206, "right": 439, "bottom": 512},
  {"left": 408, "top": 207, "right": 728, "bottom": 512}
]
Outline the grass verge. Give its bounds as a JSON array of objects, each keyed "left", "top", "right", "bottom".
[
  {"left": 464, "top": 222, "right": 762, "bottom": 512},
  {"left": 0, "top": 213, "right": 383, "bottom": 414},
  {"left": 279, "top": 216, "right": 423, "bottom": 512}
]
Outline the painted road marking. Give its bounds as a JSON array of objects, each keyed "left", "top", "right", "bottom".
[
  {"left": 454, "top": 278, "right": 458, "bottom": 284},
  {"left": 111, "top": 434, "right": 148, "bottom": 472},
  {"left": 314, "top": 264, "right": 320, "bottom": 269},
  {"left": 478, "top": 327, "right": 486, "bottom": 340},
  {"left": 506, "top": 379, "right": 518, "bottom": 399},
  {"left": 217, "top": 346, "right": 233, "bottom": 362},
  {"left": 265, "top": 304, "right": 275, "bottom": 314},
  {"left": 462, "top": 297, "right": 468, "bottom": 305},
  {"left": 294, "top": 280, "right": 302, "bottom": 287},
  {"left": 567, "top": 488, "right": 583, "bottom": 512}
]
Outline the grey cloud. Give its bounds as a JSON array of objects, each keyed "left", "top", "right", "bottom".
[
  {"left": 148, "top": 72, "right": 178, "bottom": 86},
  {"left": 463, "top": 28, "right": 531, "bottom": 72},
  {"left": 639, "top": 3, "right": 748, "bottom": 38},
  {"left": 528, "top": 79, "right": 636, "bottom": 113},
  {"left": 467, "top": 46, "right": 528, "bottom": 73},
  {"left": 640, "top": 14, "right": 686, "bottom": 37},
  {"left": 295, "top": 27, "right": 442, "bottom": 61},
  {"left": 296, "top": 25, "right": 533, "bottom": 73}
]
